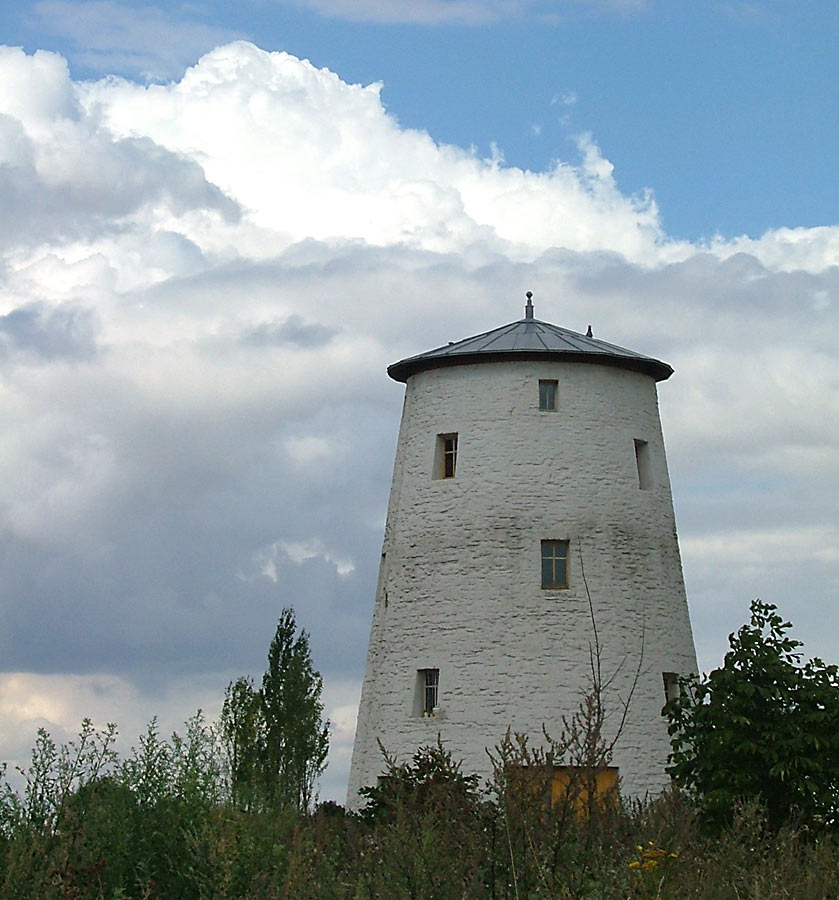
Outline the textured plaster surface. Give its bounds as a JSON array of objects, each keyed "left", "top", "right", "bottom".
[{"left": 347, "top": 359, "right": 698, "bottom": 807}]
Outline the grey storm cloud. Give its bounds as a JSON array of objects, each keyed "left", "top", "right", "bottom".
[
  {"left": 241, "top": 314, "right": 340, "bottom": 349},
  {"left": 0, "top": 302, "right": 97, "bottom": 360},
  {"left": 1, "top": 245, "right": 835, "bottom": 680}
]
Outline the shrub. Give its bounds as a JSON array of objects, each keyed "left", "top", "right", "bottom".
[{"left": 666, "top": 599, "right": 839, "bottom": 829}]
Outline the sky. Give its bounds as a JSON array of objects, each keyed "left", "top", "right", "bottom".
[{"left": 0, "top": 0, "right": 837, "bottom": 803}]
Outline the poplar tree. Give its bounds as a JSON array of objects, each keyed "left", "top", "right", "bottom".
[{"left": 222, "top": 608, "right": 330, "bottom": 812}]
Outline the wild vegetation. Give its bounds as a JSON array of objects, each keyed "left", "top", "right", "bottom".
[{"left": 1, "top": 600, "right": 837, "bottom": 899}]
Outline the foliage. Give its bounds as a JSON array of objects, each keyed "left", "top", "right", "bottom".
[
  {"left": 0, "top": 718, "right": 119, "bottom": 899},
  {"left": 4, "top": 599, "right": 839, "bottom": 896},
  {"left": 666, "top": 599, "right": 839, "bottom": 829},
  {"left": 488, "top": 725, "right": 632, "bottom": 900},
  {"left": 221, "top": 607, "right": 330, "bottom": 813},
  {"left": 2, "top": 725, "right": 839, "bottom": 898},
  {"left": 261, "top": 608, "right": 330, "bottom": 812},
  {"left": 357, "top": 738, "right": 481, "bottom": 821},
  {"left": 0, "top": 713, "right": 228, "bottom": 899},
  {"left": 356, "top": 740, "right": 490, "bottom": 898},
  {"left": 220, "top": 676, "right": 262, "bottom": 810}
]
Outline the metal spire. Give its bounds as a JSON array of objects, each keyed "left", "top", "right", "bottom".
[{"left": 525, "top": 291, "right": 534, "bottom": 320}]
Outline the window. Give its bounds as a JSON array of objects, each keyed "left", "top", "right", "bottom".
[
  {"left": 433, "top": 433, "right": 458, "bottom": 479},
  {"left": 442, "top": 436, "right": 457, "bottom": 478},
  {"left": 662, "top": 672, "right": 679, "bottom": 704},
  {"left": 416, "top": 668, "right": 439, "bottom": 716},
  {"left": 541, "top": 540, "right": 569, "bottom": 589},
  {"left": 634, "top": 439, "right": 652, "bottom": 490},
  {"left": 539, "top": 379, "right": 558, "bottom": 411}
]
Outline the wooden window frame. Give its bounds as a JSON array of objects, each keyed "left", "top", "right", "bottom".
[
  {"left": 434, "top": 432, "right": 458, "bottom": 480},
  {"left": 415, "top": 668, "right": 440, "bottom": 717},
  {"left": 541, "top": 540, "right": 569, "bottom": 589},
  {"left": 539, "top": 379, "right": 558, "bottom": 411}
]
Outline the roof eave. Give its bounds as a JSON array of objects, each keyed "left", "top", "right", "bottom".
[{"left": 387, "top": 349, "right": 673, "bottom": 383}]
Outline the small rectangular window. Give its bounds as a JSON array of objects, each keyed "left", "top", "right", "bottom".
[
  {"left": 424, "top": 668, "right": 439, "bottom": 714},
  {"left": 541, "top": 540, "right": 569, "bottom": 589},
  {"left": 662, "top": 672, "right": 679, "bottom": 704},
  {"left": 634, "top": 439, "right": 652, "bottom": 490},
  {"left": 433, "top": 433, "right": 458, "bottom": 479},
  {"left": 539, "top": 379, "right": 558, "bottom": 411},
  {"left": 443, "top": 436, "right": 457, "bottom": 478},
  {"left": 415, "top": 668, "right": 439, "bottom": 716}
]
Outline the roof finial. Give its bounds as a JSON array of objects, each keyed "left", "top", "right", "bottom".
[
  {"left": 525, "top": 291, "right": 534, "bottom": 320},
  {"left": 586, "top": 324, "right": 593, "bottom": 338}
]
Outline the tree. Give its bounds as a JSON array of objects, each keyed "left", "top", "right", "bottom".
[
  {"left": 666, "top": 599, "right": 839, "bottom": 829},
  {"left": 357, "top": 739, "right": 482, "bottom": 823},
  {"left": 222, "top": 608, "right": 329, "bottom": 812},
  {"left": 221, "top": 677, "right": 263, "bottom": 811},
  {"left": 355, "top": 741, "right": 488, "bottom": 898}
]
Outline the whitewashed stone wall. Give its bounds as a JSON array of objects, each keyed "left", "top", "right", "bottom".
[{"left": 347, "top": 358, "right": 698, "bottom": 807}]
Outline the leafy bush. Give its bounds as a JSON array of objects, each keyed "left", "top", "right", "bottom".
[
  {"left": 356, "top": 741, "right": 490, "bottom": 898},
  {"left": 666, "top": 599, "right": 839, "bottom": 829}
]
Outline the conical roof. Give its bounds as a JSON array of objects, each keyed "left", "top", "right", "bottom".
[{"left": 388, "top": 314, "right": 673, "bottom": 383}]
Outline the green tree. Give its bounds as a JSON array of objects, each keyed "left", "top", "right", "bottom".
[
  {"left": 357, "top": 739, "right": 482, "bottom": 823},
  {"left": 666, "top": 599, "right": 839, "bottom": 829},
  {"left": 221, "top": 677, "right": 263, "bottom": 811},
  {"left": 222, "top": 608, "right": 329, "bottom": 813},
  {"left": 356, "top": 741, "right": 489, "bottom": 898}
]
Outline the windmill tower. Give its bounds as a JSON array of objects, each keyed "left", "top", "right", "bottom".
[{"left": 347, "top": 295, "right": 697, "bottom": 806}]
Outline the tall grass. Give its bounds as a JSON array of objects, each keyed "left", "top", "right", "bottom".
[{"left": 1, "top": 720, "right": 837, "bottom": 899}]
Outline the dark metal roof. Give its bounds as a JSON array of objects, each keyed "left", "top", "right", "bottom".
[{"left": 387, "top": 318, "right": 673, "bottom": 383}]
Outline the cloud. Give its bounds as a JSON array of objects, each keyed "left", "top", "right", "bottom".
[
  {"left": 276, "top": 0, "right": 646, "bottom": 25},
  {"left": 0, "top": 41, "right": 836, "bottom": 803},
  {"left": 242, "top": 314, "right": 339, "bottom": 349},
  {"left": 682, "top": 526, "right": 839, "bottom": 567},
  {"left": 716, "top": 2, "right": 779, "bottom": 26},
  {"left": 0, "top": 302, "right": 98, "bottom": 360},
  {"left": 284, "top": 435, "right": 340, "bottom": 466},
  {"left": 29, "top": 1, "right": 244, "bottom": 79},
  {"left": 255, "top": 537, "right": 356, "bottom": 581},
  {"left": 0, "top": 47, "right": 240, "bottom": 250},
  {"left": 552, "top": 89, "right": 577, "bottom": 106},
  {"left": 74, "top": 42, "right": 671, "bottom": 264}
]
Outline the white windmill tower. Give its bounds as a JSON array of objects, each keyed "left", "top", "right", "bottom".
[{"left": 347, "top": 294, "right": 697, "bottom": 806}]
